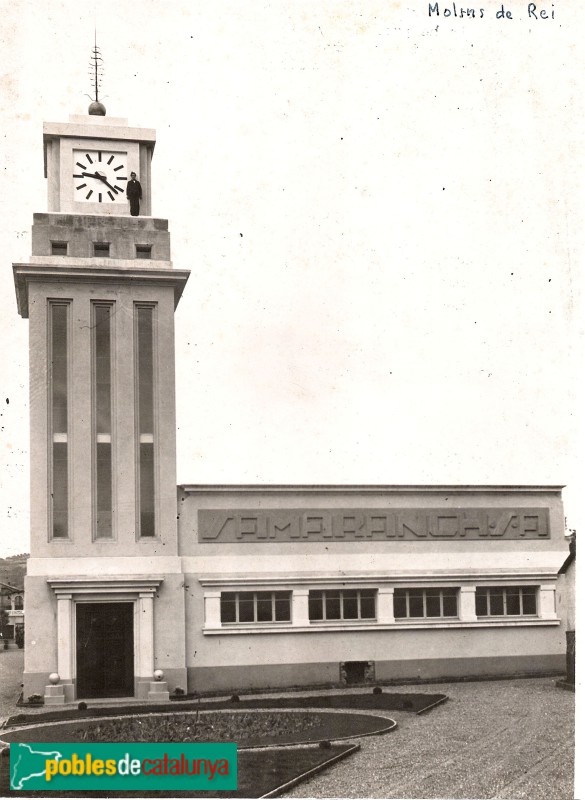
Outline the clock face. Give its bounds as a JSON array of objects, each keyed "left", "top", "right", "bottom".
[{"left": 72, "top": 150, "right": 128, "bottom": 204}]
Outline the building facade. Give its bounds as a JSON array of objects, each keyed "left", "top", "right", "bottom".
[
  {"left": 0, "top": 584, "right": 24, "bottom": 643},
  {"left": 15, "top": 110, "right": 569, "bottom": 702}
]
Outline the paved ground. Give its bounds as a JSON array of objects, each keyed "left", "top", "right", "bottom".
[
  {"left": 0, "top": 652, "right": 574, "bottom": 799},
  {"left": 0, "top": 650, "right": 24, "bottom": 722},
  {"left": 285, "top": 677, "right": 575, "bottom": 800}
]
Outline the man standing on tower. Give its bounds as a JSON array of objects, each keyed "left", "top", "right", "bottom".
[{"left": 126, "top": 171, "right": 142, "bottom": 216}]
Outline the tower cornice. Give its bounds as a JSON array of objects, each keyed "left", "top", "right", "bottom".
[{"left": 13, "top": 262, "right": 190, "bottom": 317}]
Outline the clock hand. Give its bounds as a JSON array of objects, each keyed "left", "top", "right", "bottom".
[{"left": 82, "top": 171, "right": 117, "bottom": 193}]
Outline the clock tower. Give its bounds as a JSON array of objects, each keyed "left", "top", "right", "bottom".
[{"left": 14, "top": 105, "right": 190, "bottom": 702}]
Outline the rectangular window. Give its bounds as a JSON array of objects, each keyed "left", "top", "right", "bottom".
[
  {"left": 394, "top": 588, "right": 459, "bottom": 619},
  {"left": 92, "top": 304, "right": 113, "bottom": 539},
  {"left": 475, "top": 586, "right": 538, "bottom": 617},
  {"left": 136, "top": 244, "right": 152, "bottom": 259},
  {"left": 220, "top": 591, "right": 291, "bottom": 624},
  {"left": 49, "top": 303, "right": 69, "bottom": 538},
  {"left": 51, "top": 241, "right": 68, "bottom": 256},
  {"left": 135, "top": 306, "right": 156, "bottom": 537},
  {"left": 93, "top": 242, "right": 110, "bottom": 257},
  {"left": 308, "top": 589, "right": 377, "bottom": 621}
]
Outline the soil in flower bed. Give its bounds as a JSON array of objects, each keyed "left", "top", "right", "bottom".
[
  {"left": 75, "top": 711, "right": 321, "bottom": 744},
  {"left": 0, "top": 743, "right": 359, "bottom": 798},
  {"left": 5, "top": 691, "right": 444, "bottom": 728},
  {"left": 0, "top": 710, "right": 395, "bottom": 747}
]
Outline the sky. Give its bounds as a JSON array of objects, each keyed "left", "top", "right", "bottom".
[{"left": 0, "top": 0, "right": 583, "bottom": 559}]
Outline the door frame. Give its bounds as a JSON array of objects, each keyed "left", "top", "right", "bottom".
[{"left": 48, "top": 578, "right": 162, "bottom": 698}]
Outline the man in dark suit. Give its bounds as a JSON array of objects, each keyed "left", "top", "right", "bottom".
[{"left": 126, "top": 171, "right": 142, "bottom": 216}]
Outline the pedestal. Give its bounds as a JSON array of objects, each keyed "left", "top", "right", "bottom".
[
  {"left": 147, "top": 681, "right": 170, "bottom": 702},
  {"left": 44, "top": 684, "right": 65, "bottom": 705}
]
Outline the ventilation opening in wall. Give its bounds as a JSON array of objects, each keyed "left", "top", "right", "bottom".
[
  {"left": 94, "top": 242, "right": 110, "bottom": 257},
  {"left": 136, "top": 244, "right": 152, "bottom": 259},
  {"left": 51, "top": 241, "right": 68, "bottom": 256},
  {"left": 340, "top": 660, "right": 375, "bottom": 685}
]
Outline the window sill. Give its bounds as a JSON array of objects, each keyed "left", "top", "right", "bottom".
[{"left": 203, "top": 617, "right": 560, "bottom": 635}]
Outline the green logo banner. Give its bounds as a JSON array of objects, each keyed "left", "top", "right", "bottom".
[{"left": 10, "top": 742, "right": 237, "bottom": 791}]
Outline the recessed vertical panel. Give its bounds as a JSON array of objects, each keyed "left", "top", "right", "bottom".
[
  {"left": 135, "top": 305, "right": 156, "bottom": 537},
  {"left": 93, "top": 304, "right": 113, "bottom": 539},
  {"left": 49, "top": 303, "right": 69, "bottom": 539}
]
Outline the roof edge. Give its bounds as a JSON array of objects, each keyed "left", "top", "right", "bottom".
[{"left": 178, "top": 484, "right": 566, "bottom": 494}]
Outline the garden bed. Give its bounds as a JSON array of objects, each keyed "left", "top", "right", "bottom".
[{"left": 0, "top": 709, "right": 396, "bottom": 747}]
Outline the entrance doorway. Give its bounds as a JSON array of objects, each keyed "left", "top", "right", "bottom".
[{"left": 76, "top": 603, "right": 134, "bottom": 698}]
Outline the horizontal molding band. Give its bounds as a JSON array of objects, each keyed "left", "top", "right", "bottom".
[
  {"left": 180, "top": 484, "right": 564, "bottom": 494},
  {"left": 198, "top": 572, "right": 560, "bottom": 587},
  {"left": 203, "top": 618, "right": 560, "bottom": 635}
]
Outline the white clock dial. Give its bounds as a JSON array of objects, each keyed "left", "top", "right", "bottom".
[{"left": 73, "top": 150, "right": 128, "bottom": 203}]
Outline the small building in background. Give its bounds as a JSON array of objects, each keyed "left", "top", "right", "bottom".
[
  {"left": 0, "top": 583, "right": 25, "bottom": 645},
  {"left": 557, "top": 535, "right": 576, "bottom": 684}
]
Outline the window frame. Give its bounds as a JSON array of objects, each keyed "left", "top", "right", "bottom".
[
  {"left": 136, "top": 244, "right": 152, "bottom": 259},
  {"left": 220, "top": 591, "right": 292, "bottom": 625},
  {"left": 475, "top": 585, "right": 538, "bottom": 617},
  {"left": 93, "top": 242, "right": 111, "bottom": 257},
  {"left": 393, "top": 587, "right": 459, "bottom": 620},
  {"left": 308, "top": 588, "right": 377, "bottom": 622},
  {"left": 50, "top": 241, "right": 68, "bottom": 256}
]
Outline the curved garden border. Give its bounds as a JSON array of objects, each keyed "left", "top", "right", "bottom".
[{"left": 0, "top": 708, "right": 397, "bottom": 749}]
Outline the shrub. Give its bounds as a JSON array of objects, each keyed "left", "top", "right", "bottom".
[
  {"left": 373, "top": 686, "right": 383, "bottom": 695},
  {"left": 319, "top": 740, "right": 332, "bottom": 749},
  {"left": 27, "top": 694, "right": 43, "bottom": 705},
  {"left": 78, "top": 702, "right": 88, "bottom": 711},
  {"left": 230, "top": 694, "right": 240, "bottom": 703},
  {"left": 173, "top": 687, "right": 185, "bottom": 696}
]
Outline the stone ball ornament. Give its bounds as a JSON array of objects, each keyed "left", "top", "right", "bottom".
[
  {"left": 153, "top": 669, "right": 164, "bottom": 682},
  {"left": 49, "top": 673, "right": 60, "bottom": 685},
  {"left": 88, "top": 100, "right": 106, "bottom": 116}
]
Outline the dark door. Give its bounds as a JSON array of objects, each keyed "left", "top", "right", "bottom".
[{"left": 76, "top": 603, "right": 134, "bottom": 698}]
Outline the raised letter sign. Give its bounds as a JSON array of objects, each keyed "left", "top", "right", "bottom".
[{"left": 197, "top": 508, "right": 550, "bottom": 542}]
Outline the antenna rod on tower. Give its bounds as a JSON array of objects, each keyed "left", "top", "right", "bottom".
[{"left": 87, "top": 33, "right": 106, "bottom": 116}]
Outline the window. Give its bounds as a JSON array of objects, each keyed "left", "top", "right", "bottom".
[
  {"left": 394, "top": 588, "right": 458, "bottom": 619},
  {"left": 51, "top": 241, "right": 68, "bottom": 256},
  {"left": 308, "top": 589, "right": 377, "bottom": 621},
  {"left": 49, "top": 302, "right": 69, "bottom": 539},
  {"left": 92, "top": 304, "right": 113, "bottom": 538},
  {"left": 475, "top": 586, "right": 537, "bottom": 617},
  {"left": 220, "top": 591, "right": 291, "bottom": 624},
  {"left": 135, "top": 306, "right": 156, "bottom": 537},
  {"left": 136, "top": 244, "right": 152, "bottom": 259},
  {"left": 93, "top": 242, "right": 110, "bottom": 257},
  {"left": 14, "top": 596, "right": 23, "bottom": 610}
]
